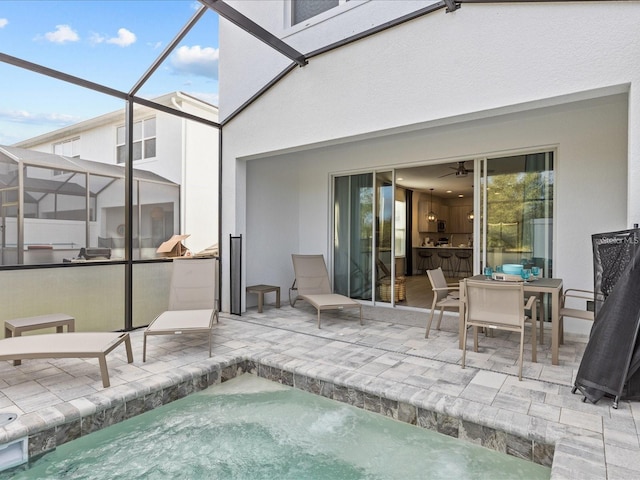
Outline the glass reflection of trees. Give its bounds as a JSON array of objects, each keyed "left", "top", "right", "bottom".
[{"left": 487, "top": 170, "right": 553, "bottom": 253}]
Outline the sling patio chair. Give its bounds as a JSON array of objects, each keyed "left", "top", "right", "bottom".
[
  {"left": 0, "top": 332, "right": 133, "bottom": 388},
  {"left": 557, "top": 288, "right": 603, "bottom": 344},
  {"left": 143, "top": 257, "right": 218, "bottom": 361},
  {"left": 461, "top": 278, "right": 537, "bottom": 381},
  {"left": 290, "top": 254, "right": 363, "bottom": 328},
  {"left": 425, "top": 267, "right": 460, "bottom": 338}
]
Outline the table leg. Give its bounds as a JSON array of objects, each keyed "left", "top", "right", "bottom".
[
  {"left": 276, "top": 288, "right": 281, "bottom": 308},
  {"left": 257, "top": 293, "right": 264, "bottom": 313},
  {"left": 12, "top": 330, "right": 22, "bottom": 366},
  {"left": 458, "top": 284, "right": 465, "bottom": 349}
]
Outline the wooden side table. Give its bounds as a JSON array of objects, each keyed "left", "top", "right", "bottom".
[{"left": 246, "top": 284, "right": 280, "bottom": 313}]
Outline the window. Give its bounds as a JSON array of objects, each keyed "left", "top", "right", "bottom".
[
  {"left": 53, "top": 137, "right": 80, "bottom": 158},
  {"left": 116, "top": 117, "right": 156, "bottom": 163},
  {"left": 292, "top": 0, "right": 339, "bottom": 25},
  {"left": 53, "top": 138, "right": 80, "bottom": 175},
  {"left": 482, "top": 152, "right": 554, "bottom": 279}
]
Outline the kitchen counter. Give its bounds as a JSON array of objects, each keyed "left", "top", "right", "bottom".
[{"left": 414, "top": 246, "right": 473, "bottom": 276}]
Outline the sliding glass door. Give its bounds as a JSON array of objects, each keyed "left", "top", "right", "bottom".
[
  {"left": 334, "top": 171, "right": 405, "bottom": 305},
  {"left": 375, "top": 171, "right": 394, "bottom": 304},
  {"left": 333, "top": 151, "right": 553, "bottom": 310},
  {"left": 479, "top": 152, "right": 554, "bottom": 277},
  {"left": 334, "top": 173, "right": 373, "bottom": 300}
]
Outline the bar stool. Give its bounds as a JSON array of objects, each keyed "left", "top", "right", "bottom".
[
  {"left": 455, "top": 251, "right": 472, "bottom": 278},
  {"left": 417, "top": 250, "right": 434, "bottom": 274},
  {"left": 437, "top": 250, "right": 454, "bottom": 277}
]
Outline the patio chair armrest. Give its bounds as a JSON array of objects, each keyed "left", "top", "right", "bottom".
[
  {"left": 524, "top": 295, "right": 537, "bottom": 311},
  {"left": 564, "top": 288, "right": 593, "bottom": 297},
  {"left": 433, "top": 286, "right": 459, "bottom": 292},
  {"left": 562, "top": 289, "right": 602, "bottom": 303}
]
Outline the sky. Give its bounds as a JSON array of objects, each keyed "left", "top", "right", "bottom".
[{"left": 0, "top": 0, "right": 220, "bottom": 145}]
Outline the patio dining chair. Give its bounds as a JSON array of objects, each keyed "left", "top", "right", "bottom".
[
  {"left": 425, "top": 267, "right": 460, "bottom": 338},
  {"left": 558, "top": 288, "right": 602, "bottom": 344},
  {"left": 461, "top": 278, "right": 537, "bottom": 380}
]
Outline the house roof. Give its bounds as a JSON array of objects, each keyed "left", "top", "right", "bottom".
[
  {"left": 11, "top": 91, "right": 218, "bottom": 149},
  {"left": 0, "top": 145, "right": 175, "bottom": 186}
]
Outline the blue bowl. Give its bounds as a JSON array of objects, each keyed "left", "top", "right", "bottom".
[{"left": 502, "top": 264, "right": 523, "bottom": 275}]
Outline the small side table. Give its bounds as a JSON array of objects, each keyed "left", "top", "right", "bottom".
[{"left": 246, "top": 284, "right": 281, "bottom": 313}]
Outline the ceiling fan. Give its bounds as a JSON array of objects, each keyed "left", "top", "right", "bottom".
[{"left": 439, "top": 161, "right": 473, "bottom": 178}]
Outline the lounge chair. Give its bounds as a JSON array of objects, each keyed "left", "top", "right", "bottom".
[
  {"left": 143, "top": 257, "right": 218, "bottom": 361},
  {"left": 290, "top": 254, "right": 362, "bottom": 328},
  {"left": 0, "top": 332, "right": 133, "bottom": 388}
]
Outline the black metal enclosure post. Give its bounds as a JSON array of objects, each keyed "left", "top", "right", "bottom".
[{"left": 230, "top": 234, "right": 242, "bottom": 315}]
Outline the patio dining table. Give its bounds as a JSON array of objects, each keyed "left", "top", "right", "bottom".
[{"left": 458, "top": 275, "right": 564, "bottom": 365}]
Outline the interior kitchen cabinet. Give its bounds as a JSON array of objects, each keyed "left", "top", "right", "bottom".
[
  {"left": 418, "top": 197, "right": 443, "bottom": 232},
  {"left": 449, "top": 205, "right": 473, "bottom": 234}
]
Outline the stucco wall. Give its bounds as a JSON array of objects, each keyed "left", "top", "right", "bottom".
[
  {"left": 219, "top": 2, "right": 640, "bottom": 332},
  {"left": 241, "top": 94, "right": 627, "bottom": 335}
]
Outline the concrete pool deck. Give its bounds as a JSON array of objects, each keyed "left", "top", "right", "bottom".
[{"left": 0, "top": 304, "right": 638, "bottom": 479}]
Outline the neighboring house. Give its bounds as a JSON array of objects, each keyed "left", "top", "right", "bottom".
[
  {"left": 8, "top": 91, "right": 219, "bottom": 264},
  {"left": 217, "top": 0, "right": 640, "bottom": 336}
]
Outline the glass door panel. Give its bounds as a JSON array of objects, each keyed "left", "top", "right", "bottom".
[
  {"left": 375, "top": 171, "right": 394, "bottom": 304},
  {"left": 334, "top": 173, "right": 373, "bottom": 300},
  {"left": 480, "top": 152, "right": 554, "bottom": 277}
]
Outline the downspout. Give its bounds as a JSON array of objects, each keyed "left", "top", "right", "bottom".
[
  {"left": 171, "top": 96, "right": 187, "bottom": 236},
  {"left": 17, "top": 161, "right": 24, "bottom": 264},
  {"left": 85, "top": 172, "right": 90, "bottom": 248},
  {"left": 218, "top": 127, "right": 223, "bottom": 313},
  {"left": 124, "top": 99, "right": 134, "bottom": 331}
]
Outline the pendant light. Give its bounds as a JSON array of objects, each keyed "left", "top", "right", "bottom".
[
  {"left": 467, "top": 210, "right": 474, "bottom": 222},
  {"left": 427, "top": 188, "right": 437, "bottom": 222}
]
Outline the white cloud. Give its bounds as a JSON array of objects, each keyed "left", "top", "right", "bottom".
[
  {"left": 106, "top": 28, "right": 136, "bottom": 47},
  {"left": 89, "top": 32, "right": 106, "bottom": 45},
  {"left": 44, "top": 24, "right": 79, "bottom": 44},
  {"left": 0, "top": 109, "right": 79, "bottom": 125},
  {"left": 171, "top": 45, "right": 219, "bottom": 79},
  {"left": 0, "top": 18, "right": 8, "bottom": 28}
]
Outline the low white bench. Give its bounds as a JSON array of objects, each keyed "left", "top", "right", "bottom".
[{"left": 4, "top": 313, "right": 75, "bottom": 366}]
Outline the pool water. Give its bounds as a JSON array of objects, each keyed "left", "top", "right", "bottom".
[{"left": 6, "top": 374, "right": 550, "bottom": 479}]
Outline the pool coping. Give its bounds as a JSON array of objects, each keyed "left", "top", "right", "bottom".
[{"left": 0, "top": 352, "right": 606, "bottom": 479}]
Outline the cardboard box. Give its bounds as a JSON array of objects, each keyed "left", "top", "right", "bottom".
[{"left": 156, "top": 234, "right": 190, "bottom": 257}]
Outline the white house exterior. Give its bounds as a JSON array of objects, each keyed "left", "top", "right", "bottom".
[
  {"left": 12, "top": 92, "right": 220, "bottom": 260},
  {"left": 217, "top": 0, "right": 640, "bottom": 336}
]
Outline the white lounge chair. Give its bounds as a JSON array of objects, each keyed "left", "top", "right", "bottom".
[
  {"left": 0, "top": 332, "right": 133, "bottom": 388},
  {"left": 143, "top": 257, "right": 218, "bottom": 361},
  {"left": 290, "top": 254, "right": 363, "bottom": 328}
]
